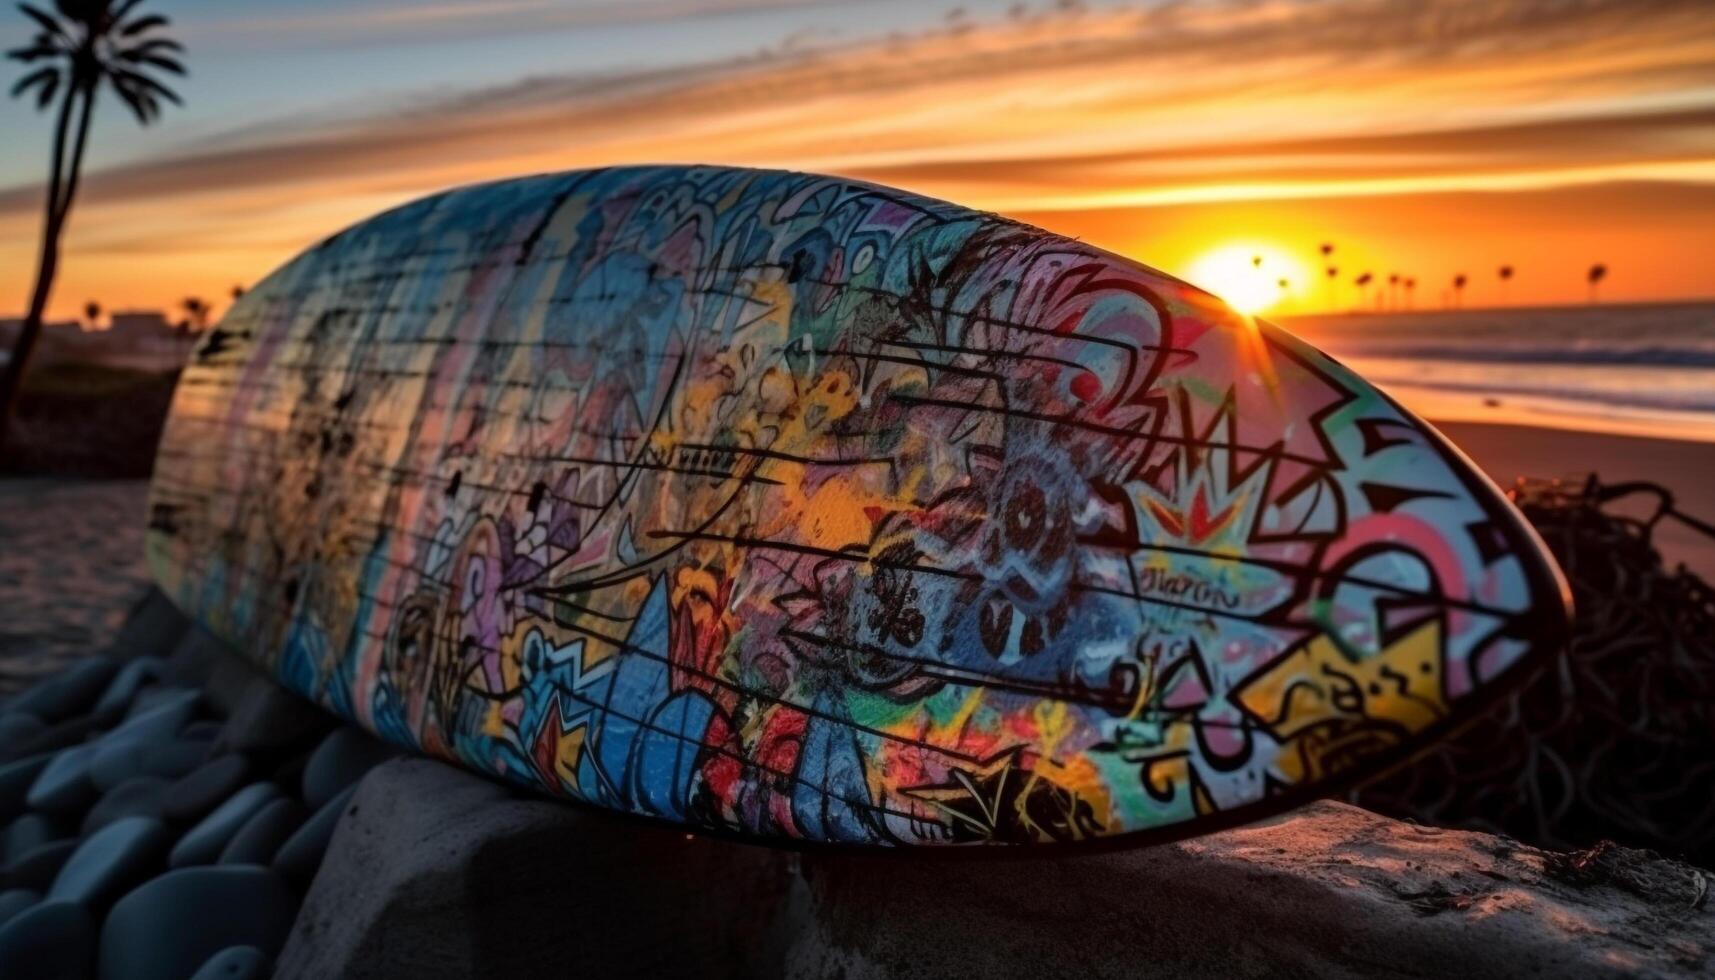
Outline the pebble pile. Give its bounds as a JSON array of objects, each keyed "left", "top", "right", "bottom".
[{"left": 0, "top": 611, "right": 397, "bottom": 980}]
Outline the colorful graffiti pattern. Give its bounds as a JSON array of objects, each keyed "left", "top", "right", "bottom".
[{"left": 147, "top": 166, "right": 1569, "bottom": 846}]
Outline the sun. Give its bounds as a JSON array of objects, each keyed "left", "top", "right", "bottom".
[{"left": 1182, "top": 243, "right": 1309, "bottom": 316}]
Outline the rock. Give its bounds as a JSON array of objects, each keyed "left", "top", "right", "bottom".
[
  {"left": 3, "top": 812, "right": 68, "bottom": 863},
  {"left": 269, "top": 747, "right": 312, "bottom": 791},
  {"left": 2, "top": 839, "right": 77, "bottom": 891},
  {"left": 47, "top": 816, "right": 172, "bottom": 907},
  {"left": 137, "top": 737, "right": 214, "bottom": 781},
  {"left": 0, "top": 712, "right": 45, "bottom": 747},
  {"left": 0, "top": 899, "right": 94, "bottom": 980},
  {"left": 189, "top": 946, "right": 272, "bottom": 980},
  {"left": 89, "top": 735, "right": 184, "bottom": 795},
  {"left": 1, "top": 712, "right": 105, "bottom": 764},
  {"left": 86, "top": 690, "right": 202, "bottom": 793},
  {"left": 0, "top": 754, "right": 52, "bottom": 822},
  {"left": 786, "top": 801, "right": 1715, "bottom": 980},
  {"left": 90, "top": 657, "right": 164, "bottom": 724},
  {"left": 161, "top": 628, "right": 232, "bottom": 690},
  {"left": 169, "top": 782, "right": 281, "bottom": 868},
  {"left": 162, "top": 755, "right": 249, "bottom": 824},
  {"left": 271, "top": 783, "right": 357, "bottom": 885},
  {"left": 24, "top": 743, "right": 100, "bottom": 815},
  {"left": 5, "top": 658, "right": 118, "bottom": 725},
  {"left": 182, "top": 720, "right": 226, "bottom": 742},
  {"left": 82, "top": 777, "right": 173, "bottom": 834},
  {"left": 275, "top": 758, "right": 794, "bottom": 978},
  {"left": 99, "top": 866, "right": 297, "bottom": 980},
  {"left": 215, "top": 670, "right": 332, "bottom": 755},
  {"left": 301, "top": 727, "right": 397, "bottom": 809},
  {"left": 117, "top": 686, "right": 201, "bottom": 732},
  {"left": 219, "top": 798, "right": 305, "bottom": 866},
  {"left": 0, "top": 888, "right": 36, "bottom": 927},
  {"left": 105, "top": 588, "right": 190, "bottom": 662}
]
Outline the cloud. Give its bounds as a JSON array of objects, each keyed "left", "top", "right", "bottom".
[
  {"left": 182, "top": 0, "right": 848, "bottom": 45},
  {"left": 2, "top": 0, "right": 1712, "bottom": 279}
]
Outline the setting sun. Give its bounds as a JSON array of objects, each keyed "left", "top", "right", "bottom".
[{"left": 1182, "top": 243, "right": 1310, "bottom": 316}]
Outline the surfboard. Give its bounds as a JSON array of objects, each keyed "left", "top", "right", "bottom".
[{"left": 145, "top": 165, "right": 1570, "bottom": 848}]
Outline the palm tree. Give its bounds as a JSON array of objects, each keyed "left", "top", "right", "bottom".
[
  {"left": 1403, "top": 277, "right": 1417, "bottom": 310},
  {"left": 1588, "top": 263, "right": 1608, "bottom": 303},
  {"left": 180, "top": 296, "right": 209, "bottom": 331},
  {"left": 82, "top": 299, "right": 100, "bottom": 330},
  {"left": 1354, "top": 271, "right": 1373, "bottom": 311},
  {"left": 1324, "top": 265, "right": 1338, "bottom": 311},
  {"left": 1386, "top": 273, "right": 1400, "bottom": 311},
  {"left": 1, "top": 0, "right": 185, "bottom": 452},
  {"left": 1498, "top": 264, "right": 1514, "bottom": 305},
  {"left": 1452, "top": 273, "right": 1468, "bottom": 309}
]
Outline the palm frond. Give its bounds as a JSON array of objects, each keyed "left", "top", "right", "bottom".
[
  {"left": 9, "top": 63, "right": 55, "bottom": 96},
  {"left": 110, "top": 74, "right": 155, "bottom": 122},
  {"left": 118, "top": 50, "right": 182, "bottom": 74},
  {"left": 111, "top": 64, "right": 178, "bottom": 103},
  {"left": 17, "top": 3, "right": 67, "bottom": 39},
  {"left": 126, "top": 37, "right": 181, "bottom": 55},
  {"left": 7, "top": 41, "right": 63, "bottom": 62},
  {"left": 117, "top": 11, "right": 164, "bottom": 35},
  {"left": 110, "top": 0, "right": 142, "bottom": 19}
]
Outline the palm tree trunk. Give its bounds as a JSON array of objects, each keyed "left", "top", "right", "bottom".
[{"left": 0, "top": 84, "right": 83, "bottom": 457}]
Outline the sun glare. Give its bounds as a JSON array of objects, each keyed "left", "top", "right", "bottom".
[{"left": 1182, "top": 244, "right": 1309, "bottom": 316}]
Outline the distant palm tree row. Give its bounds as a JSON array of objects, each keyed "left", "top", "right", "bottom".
[
  {"left": 1307, "top": 242, "right": 1611, "bottom": 313},
  {"left": 77, "top": 285, "right": 246, "bottom": 331}
]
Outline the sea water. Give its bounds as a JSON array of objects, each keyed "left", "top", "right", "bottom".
[{"left": 1283, "top": 301, "right": 1715, "bottom": 442}]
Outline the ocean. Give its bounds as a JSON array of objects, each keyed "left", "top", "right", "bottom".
[{"left": 1283, "top": 301, "right": 1715, "bottom": 443}]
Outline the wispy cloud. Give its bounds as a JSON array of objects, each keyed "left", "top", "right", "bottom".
[
  {"left": 182, "top": 0, "right": 847, "bottom": 45},
  {"left": 3, "top": 0, "right": 1713, "bottom": 313}
]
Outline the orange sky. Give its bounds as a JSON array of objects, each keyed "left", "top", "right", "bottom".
[{"left": 3, "top": 0, "right": 1713, "bottom": 320}]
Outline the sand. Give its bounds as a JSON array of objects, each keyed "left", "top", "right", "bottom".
[
  {"left": 0, "top": 478, "right": 151, "bottom": 689},
  {"left": 1437, "top": 421, "right": 1715, "bottom": 580}
]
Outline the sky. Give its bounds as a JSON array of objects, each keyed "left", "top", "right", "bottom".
[{"left": 2, "top": 0, "right": 1713, "bottom": 321}]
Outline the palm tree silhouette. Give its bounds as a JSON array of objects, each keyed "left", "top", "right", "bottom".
[
  {"left": 1354, "top": 271, "right": 1373, "bottom": 311},
  {"left": 1387, "top": 273, "right": 1400, "bottom": 311},
  {"left": 83, "top": 299, "right": 100, "bottom": 330},
  {"left": 1, "top": 0, "right": 184, "bottom": 451},
  {"left": 1588, "top": 263, "right": 1608, "bottom": 303},
  {"left": 1452, "top": 273, "right": 1468, "bottom": 309},
  {"left": 1324, "top": 265, "right": 1338, "bottom": 311},
  {"left": 1403, "top": 277, "right": 1417, "bottom": 310},
  {"left": 1498, "top": 265, "right": 1514, "bottom": 305},
  {"left": 181, "top": 296, "right": 210, "bottom": 331}
]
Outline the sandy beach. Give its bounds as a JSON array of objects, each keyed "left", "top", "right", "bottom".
[
  {"left": 1437, "top": 420, "right": 1715, "bottom": 580},
  {"left": 0, "top": 478, "right": 151, "bottom": 689}
]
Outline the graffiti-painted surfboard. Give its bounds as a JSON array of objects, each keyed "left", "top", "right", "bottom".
[{"left": 147, "top": 166, "right": 1570, "bottom": 848}]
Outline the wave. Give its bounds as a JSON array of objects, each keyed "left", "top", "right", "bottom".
[
  {"left": 1321, "top": 344, "right": 1715, "bottom": 369},
  {"left": 1362, "top": 374, "right": 1715, "bottom": 414}
]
